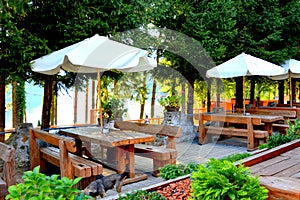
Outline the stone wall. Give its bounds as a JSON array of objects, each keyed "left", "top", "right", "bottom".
[
  {"left": 6, "top": 123, "right": 32, "bottom": 169},
  {"left": 152, "top": 112, "right": 196, "bottom": 146}
]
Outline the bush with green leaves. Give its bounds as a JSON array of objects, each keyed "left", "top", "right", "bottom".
[
  {"left": 159, "top": 162, "right": 199, "bottom": 180},
  {"left": 219, "top": 153, "right": 251, "bottom": 162},
  {"left": 259, "top": 119, "right": 300, "bottom": 149},
  {"left": 118, "top": 190, "right": 166, "bottom": 200},
  {"left": 6, "top": 166, "right": 92, "bottom": 200},
  {"left": 190, "top": 158, "right": 268, "bottom": 200}
]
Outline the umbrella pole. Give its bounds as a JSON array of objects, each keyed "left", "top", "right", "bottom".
[{"left": 97, "top": 70, "right": 103, "bottom": 128}]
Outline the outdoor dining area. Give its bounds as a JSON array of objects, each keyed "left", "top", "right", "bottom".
[{"left": 1, "top": 31, "right": 298, "bottom": 200}]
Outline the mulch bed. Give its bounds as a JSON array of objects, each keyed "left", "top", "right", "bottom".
[{"left": 155, "top": 178, "right": 191, "bottom": 200}]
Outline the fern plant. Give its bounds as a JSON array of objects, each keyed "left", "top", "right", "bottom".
[
  {"left": 6, "top": 166, "right": 92, "bottom": 200},
  {"left": 190, "top": 158, "right": 268, "bottom": 200}
]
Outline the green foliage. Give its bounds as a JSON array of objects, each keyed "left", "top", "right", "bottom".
[
  {"left": 158, "top": 93, "right": 181, "bottom": 108},
  {"left": 190, "top": 159, "right": 268, "bottom": 200},
  {"left": 259, "top": 119, "right": 300, "bottom": 149},
  {"left": 118, "top": 190, "right": 166, "bottom": 200},
  {"left": 159, "top": 162, "right": 199, "bottom": 180},
  {"left": 102, "top": 96, "right": 128, "bottom": 119},
  {"left": 6, "top": 166, "right": 92, "bottom": 200},
  {"left": 286, "top": 119, "right": 300, "bottom": 137},
  {"left": 219, "top": 153, "right": 252, "bottom": 163}
]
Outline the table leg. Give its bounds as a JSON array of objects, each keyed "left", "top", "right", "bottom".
[
  {"left": 265, "top": 122, "right": 273, "bottom": 136},
  {"left": 116, "top": 146, "right": 126, "bottom": 175},
  {"left": 127, "top": 144, "right": 135, "bottom": 178},
  {"left": 115, "top": 145, "right": 135, "bottom": 178}
]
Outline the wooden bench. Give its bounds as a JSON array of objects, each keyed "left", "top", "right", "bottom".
[
  {"left": 28, "top": 128, "right": 103, "bottom": 189},
  {"left": 194, "top": 113, "right": 268, "bottom": 151},
  {"left": 0, "top": 143, "right": 16, "bottom": 199},
  {"left": 114, "top": 121, "right": 182, "bottom": 176},
  {"left": 242, "top": 107, "right": 299, "bottom": 134}
]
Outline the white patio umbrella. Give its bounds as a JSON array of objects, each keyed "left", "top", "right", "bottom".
[
  {"left": 269, "top": 59, "right": 300, "bottom": 106},
  {"left": 31, "top": 34, "right": 157, "bottom": 126},
  {"left": 206, "top": 52, "right": 285, "bottom": 113}
]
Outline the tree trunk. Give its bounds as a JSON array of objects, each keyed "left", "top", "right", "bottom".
[
  {"left": 187, "top": 80, "right": 194, "bottom": 122},
  {"left": 12, "top": 81, "right": 17, "bottom": 128},
  {"left": 278, "top": 80, "right": 284, "bottom": 104},
  {"left": 216, "top": 79, "right": 220, "bottom": 107},
  {"left": 0, "top": 76, "right": 5, "bottom": 142},
  {"left": 207, "top": 79, "right": 211, "bottom": 112},
  {"left": 181, "top": 82, "right": 186, "bottom": 114},
  {"left": 150, "top": 80, "right": 156, "bottom": 118},
  {"left": 85, "top": 81, "right": 89, "bottom": 123},
  {"left": 139, "top": 72, "right": 147, "bottom": 119},
  {"left": 292, "top": 78, "right": 296, "bottom": 103},
  {"left": 50, "top": 81, "right": 57, "bottom": 126},
  {"left": 74, "top": 86, "right": 78, "bottom": 124},
  {"left": 92, "top": 80, "right": 95, "bottom": 109},
  {"left": 235, "top": 77, "right": 244, "bottom": 109},
  {"left": 41, "top": 75, "right": 53, "bottom": 130},
  {"left": 250, "top": 77, "right": 255, "bottom": 104}
]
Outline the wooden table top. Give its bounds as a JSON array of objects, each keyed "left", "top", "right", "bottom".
[
  {"left": 199, "top": 113, "right": 284, "bottom": 123},
  {"left": 59, "top": 126, "right": 155, "bottom": 147}
]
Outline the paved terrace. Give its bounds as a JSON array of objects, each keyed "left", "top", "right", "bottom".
[{"left": 103, "top": 137, "right": 249, "bottom": 199}]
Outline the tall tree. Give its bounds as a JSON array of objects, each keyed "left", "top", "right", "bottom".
[
  {"left": 19, "top": 0, "right": 154, "bottom": 128},
  {"left": 1, "top": 0, "right": 48, "bottom": 138}
]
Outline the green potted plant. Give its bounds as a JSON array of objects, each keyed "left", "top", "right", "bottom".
[
  {"left": 158, "top": 93, "right": 181, "bottom": 112},
  {"left": 103, "top": 96, "right": 128, "bottom": 121}
]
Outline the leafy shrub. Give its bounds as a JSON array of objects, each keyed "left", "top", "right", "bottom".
[
  {"left": 159, "top": 162, "right": 199, "bottom": 180},
  {"left": 159, "top": 163, "right": 185, "bottom": 180},
  {"left": 190, "top": 158, "right": 268, "bottom": 200},
  {"left": 259, "top": 119, "right": 300, "bottom": 149},
  {"left": 6, "top": 166, "right": 92, "bottom": 200},
  {"left": 266, "top": 131, "right": 297, "bottom": 149},
  {"left": 219, "top": 153, "right": 251, "bottom": 162},
  {"left": 118, "top": 190, "right": 166, "bottom": 200},
  {"left": 286, "top": 119, "right": 300, "bottom": 137}
]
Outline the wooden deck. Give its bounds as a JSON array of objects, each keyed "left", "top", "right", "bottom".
[{"left": 241, "top": 139, "right": 300, "bottom": 200}]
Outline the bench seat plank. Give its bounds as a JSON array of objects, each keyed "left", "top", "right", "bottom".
[
  {"left": 134, "top": 144, "right": 177, "bottom": 160},
  {"left": 205, "top": 126, "right": 268, "bottom": 138}
]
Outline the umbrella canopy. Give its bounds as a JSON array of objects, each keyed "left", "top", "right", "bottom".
[
  {"left": 206, "top": 52, "right": 285, "bottom": 78},
  {"left": 269, "top": 59, "right": 300, "bottom": 106},
  {"left": 206, "top": 52, "right": 285, "bottom": 113},
  {"left": 31, "top": 34, "right": 156, "bottom": 75},
  {"left": 31, "top": 34, "right": 156, "bottom": 128},
  {"left": 269, "top": 59, "right": 300, "bottom": 80}
]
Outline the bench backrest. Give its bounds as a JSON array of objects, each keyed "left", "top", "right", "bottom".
[
  {"left": 246, "top": 108, "right": 296, "bottom": 118},
  {"left": 29, "top": 128, "right": 78, "bottom": 178},
  {"left": 115, "top": 121, "right": 182, "bottom": 138},
  {"left": 0, "top": 142, "right": 16, "bottom": 188},
  {"left": 195, "top": 113, "right": 263, "bottom": 125},
  {"left": 28, "top": 128, "right": 77, "bottom": 153}
]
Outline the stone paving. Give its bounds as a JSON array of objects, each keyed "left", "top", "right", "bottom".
[{"left": 102, "top": 137, "right": 249, "bottom": 200}]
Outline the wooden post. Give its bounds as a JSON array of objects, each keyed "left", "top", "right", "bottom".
[{"left": 59, "top": 140, "right": 73, "bottom": 179}]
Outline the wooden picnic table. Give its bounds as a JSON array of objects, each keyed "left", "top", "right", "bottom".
[
  {"left": 59, "top": 126, "right": 155, "bottom": 182},
  {"left": 225, "top": 113, "right": 284, "bottom": 135}
]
